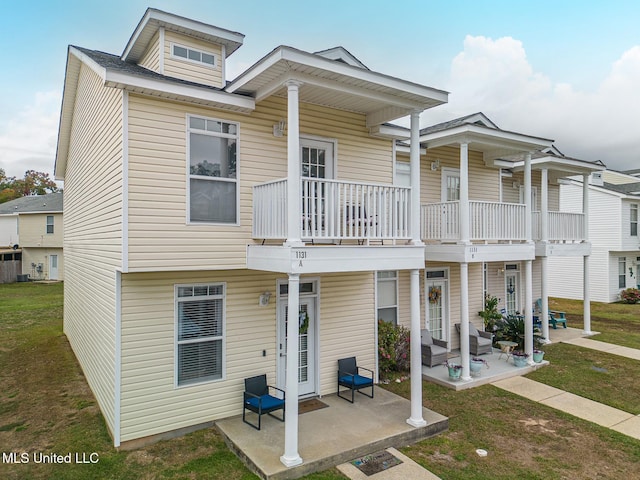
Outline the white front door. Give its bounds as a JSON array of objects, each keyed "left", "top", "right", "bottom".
[
  {"left": 425, "top": 270, "right": 448, "bottom": 343},
  {"left": 505, "top": 270, "right": 520, "bottom": 315},
  {"left": 49, "top": 255, "right": 58, "bottom": 280},
  {"left": 277, "top": 284, "right": 317, "bottom": 397}
]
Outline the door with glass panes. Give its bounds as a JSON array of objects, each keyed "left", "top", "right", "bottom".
[
  {"left": 277, "top": 281, "right": 317, "bottom": 397},
  {"left": 425, "top": 270, "right": 448, "bottom": 342},
  {"left": 301, "top": 138, "right": 334, "bottom": 237}
]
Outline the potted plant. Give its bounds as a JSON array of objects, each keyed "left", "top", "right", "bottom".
[
  {"left": 444, "top": 360, "right": 462, "bottom": 381},
  {"left": 512, "top": 350, "right": 529, "bottom": 367},
  {"left": 533, "top": 336, "right": 546, "bottom": 363},
  {"left": 469, "top": 356, "right": 489, "bottom": 376}
]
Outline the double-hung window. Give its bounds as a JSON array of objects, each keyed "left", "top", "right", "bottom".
[
  {"left": 377, "top": 271, "right": 398, "bottom": 325},
  {"left": 176, "top": 284, "right": 225, "bottom": 386},
  {"left": 188, "top": 116, "right": 238, "bottom": 224},
  {"left": 618, "top": 257, "right": 627, "bottom": 289},
  {"left": 631, "top": 204, "right": 638, "bottom": 237},
  {"left": 46, "top": 215, "right": 54, "bottom": 234}
]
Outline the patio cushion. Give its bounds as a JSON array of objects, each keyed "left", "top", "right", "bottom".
[
  {"left": 339, "top": 374, "right": 373, "bottom": 387},
  {"left": 477, "top": 336, "right": 492, "bottom": 346},
  {"left": 429, "top": 344, "right": 447, "bottom": 355},
  {"left": 420, "top": 329, "right": 434, "bottom": 345},
  {"left": 245, "top": 394, "right": 284, "bottom": 411},
  {"left": 468, "top": 323, "right": 480, "bottom": 336}
]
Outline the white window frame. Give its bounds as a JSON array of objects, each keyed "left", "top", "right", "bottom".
[
  {"left": 46, "top": 215, "right": 54, "bottom": 234},
  {"left": 376, "top": 271, "right": 399, "bottom": 325},
  {"left": 174, "top": 283, "right": 226, "bottom": 387},
  {"left": 171, "top": 42, "right": 217, "bottom": 68},
  {"left": 631, "top": 204, "right": 638, "bottom": 237},
  {"left": 441, "top": 168, "right": 460, "bottom": 202},
  {"left": 618, "top": 257, "right": 627, "bottom": 289},
  {"left": 186, "top": 114, "right": 240, "bottom": 225}
]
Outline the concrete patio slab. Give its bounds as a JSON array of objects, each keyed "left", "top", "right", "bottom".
[
  {"left": 216, "top": 388, "right": 448, "bottom": 480},
  {"left": 540, "top": 391, "right": 634, "bottom": 428},
  {"left": 337, "top": 447, "right": 441, "bottom": 480},
  {"left": 492, "top": 376, "right": 565, "bottom": 402},
  {"left": 610, "top": 415, "right": 640, "bottom": 440}
]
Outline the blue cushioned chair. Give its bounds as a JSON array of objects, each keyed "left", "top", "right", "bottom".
[
  {"left": 242, "top": 374, "right": 285, "bottom": 430},
  {"left": 337, "top": 356, "right": 374, "bottom": 403}
]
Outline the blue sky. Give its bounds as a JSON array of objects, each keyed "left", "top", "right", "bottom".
[{"left": 1, "top": 0, "right": 639, "bottom": 180}]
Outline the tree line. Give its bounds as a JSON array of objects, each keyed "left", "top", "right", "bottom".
[{"left": 0, "top": 169, "right": 60, "bottom": 203}]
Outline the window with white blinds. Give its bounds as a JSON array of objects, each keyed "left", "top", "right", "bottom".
[{"left": 176, "top": 284, "right": 225, "bottom": 386}]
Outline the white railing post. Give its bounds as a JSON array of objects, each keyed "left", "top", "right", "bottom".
[{"left": 524, "top": 152, "right": 532, "bottom": 243}]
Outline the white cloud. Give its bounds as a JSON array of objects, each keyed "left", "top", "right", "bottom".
[
  {"left": 427, "top": 35, "right": 640, "bottom": 171},
  {"left": 0, "top": 91, "right": 61, "bottom": 180}
]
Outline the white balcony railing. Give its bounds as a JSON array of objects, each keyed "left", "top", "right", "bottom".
[
  {"left": 253, "top": 178, "right": 412, "bottom": 242},
  {"left": 421, "top": 201, "right": 526, "bottom": 242},
  {"left": 421, "top": 202, "right": 587, "bottom": 243},
  {"left": 532, "top": 211, "right": 585, "bottom": 242}
]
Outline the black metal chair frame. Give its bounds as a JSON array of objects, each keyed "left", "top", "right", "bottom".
[
  {"left": 242, "top": 374, "right": 286, "bottom": 430},
  {"left": 337, "top": 356, "right": 374, "bottom": 403}
]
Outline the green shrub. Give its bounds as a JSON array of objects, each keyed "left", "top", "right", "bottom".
[
  {"left": 478, "top": 294, "right": 503, "bottom": 332},
  {"left": 378, "top": 320, "right": 410, "bottom": 376}
]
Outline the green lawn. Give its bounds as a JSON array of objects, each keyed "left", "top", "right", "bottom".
[{"left": 1, "top": 284, "right": 639, "bottom": 479}]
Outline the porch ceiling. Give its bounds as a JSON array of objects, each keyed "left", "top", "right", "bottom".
[{"left": 226, "top": 46, "right": 448, "bottom": 126}]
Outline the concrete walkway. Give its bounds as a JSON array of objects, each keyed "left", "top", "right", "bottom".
[
  {"left": 337, "top": 448, "right": 441, "bottom": 480},
  {"left": 493, "top": 337, "right": 640, "bottom": 441}
]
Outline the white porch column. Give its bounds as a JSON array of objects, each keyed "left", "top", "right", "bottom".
[
  {"left": 540, "top": 168, "right": 550, "bottom": 342},
  {"left": 524, "top": 152, "right": 532, "bottom": 243},
  {"left": 459, "top": 262, "right": 471, "bottom": 380},
  {"left": 540, "top": 256, "right": 550, "bottom": 343},
  {"left": 410, "top": 110, "right": 424, "bottom": 245},
  {"left": 407, "top": 269, "right": 426, "bottom": 427},
  {"left": 524, "top": 259, "right": 534, "bottom": 362},
  {"left": 281, "top": 273, "right": 302, "bottom": 467},
  {"left": 583, "top": 174, "right": 592, "bottom": 334},
  {"left": 459, "top": 142, "right": 470, "bottom": 245},
  {"left": 285, "top": 80, "right": 303, "bottom": 247}
]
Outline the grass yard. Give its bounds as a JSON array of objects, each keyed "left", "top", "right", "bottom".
[{"left": 1, "top": 284, "right": 639, "bottom": 479}]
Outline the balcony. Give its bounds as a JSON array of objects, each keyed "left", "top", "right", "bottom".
[
  {"left": 532, "top": 211, "right": 585, "bottom": 243},
  {"left": 253, "top": 178, "right": 412, "bottom": 243},
  {"left": 421, "top": 201, "right": 527, "bottom": 243}
]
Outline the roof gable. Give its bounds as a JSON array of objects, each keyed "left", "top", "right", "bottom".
[
  {"left": 122, "top": 8, "right": 245, "bottom": 63},
  {"left": 313, "top": 47, "right": 369, "bottom": 70}
]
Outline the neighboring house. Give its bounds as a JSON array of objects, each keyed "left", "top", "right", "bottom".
[
  {"left": 0, "top": 192, "right": 64, "bottom": 281},
  {"left": 549, "top": 169, "right": 640, "bottom": 302},
  {"left": 54, "top": 8, "right": 603, "bottom": 467}
]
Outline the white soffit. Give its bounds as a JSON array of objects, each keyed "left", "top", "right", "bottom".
[{"left": 226, "top": 47, "right": 448, "bottom": 126}]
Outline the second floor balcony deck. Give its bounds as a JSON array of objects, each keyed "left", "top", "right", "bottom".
[
  {"left": 253, "top": 178, "right": 412, "bottom": 244},
  {"left": 421, "top": 201, "right": 586, "bottom": 244}
]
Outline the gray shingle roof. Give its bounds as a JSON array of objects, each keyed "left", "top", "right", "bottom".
[
  {"left": 0, "top": 193, "right": 63, "bottom": 214},
  {"left": 602, "top": 182, "right": 640, "bottom": 195},
  {"left": 419, "top": 112, "right": 492, "bottom": 135}
]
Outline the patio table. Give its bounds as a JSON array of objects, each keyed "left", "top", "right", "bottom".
[{"left": 497, "top": 341, "right": 518, "bottom": 362}]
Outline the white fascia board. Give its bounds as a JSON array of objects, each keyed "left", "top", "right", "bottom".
[
  {"left": 513, "top": 156, "right": 605, "bottom": 175},
  {"left": 227, "top": 47, "right": 448, "bottom": 106},
  {"left": 420, "top": 124, "right": 553, "bottom": 151},
  {"left": 69, "top": 46, "right": 108, "bottom": 81},
  {"left": 369, "top": 124, "right": 411, "bottom": 140},
  {"left": 395, "top": 144, "right": 426, "bottom": 155},
  {"left": 103, "top": 70, "right": 255, "bottom": 112}
]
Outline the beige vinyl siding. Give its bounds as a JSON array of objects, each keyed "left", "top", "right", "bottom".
[
  {"left": 21, "top": 247, "right": 64, "bottom": 280},
  {"left": 0, "top": 216, "right": 18, "bottom": 245},
  {"left": 318, "top": 272, "right": 376, "bottom": 395},
  {"left": 126, "top": 95, "right": 392, "bottom": 272},
  {"left": 138, "top": 30, "right": 160, "bottom": 72},
  {"left": 63, "top": 63, "right": 123, "bottom": 438},
  {"left": 119, "top": 269, "right": 375, "bottom": 441},
  {"left": 17, "top": 212, "right": 63, "bottom": 247},
  {"left": 419, "top": 146, "right": 500, "bottom": 204},
  {"left": 163, "top": 31, "right": 224, "bottom": 88}
]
